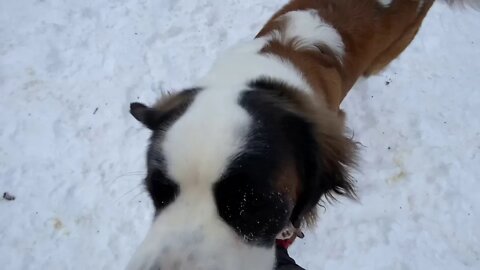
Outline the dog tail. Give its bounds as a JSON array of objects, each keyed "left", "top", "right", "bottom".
[{"left": 440, "top": 0, "right": 480, "bottom": 9}]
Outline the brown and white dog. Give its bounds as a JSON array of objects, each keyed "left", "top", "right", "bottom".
[{"left": 127, "top": 1, "right": 479, "bottom": 269}]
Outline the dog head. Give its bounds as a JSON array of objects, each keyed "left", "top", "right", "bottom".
[{"left": 127, "top": 78, "right": 356, "bottom": 270}]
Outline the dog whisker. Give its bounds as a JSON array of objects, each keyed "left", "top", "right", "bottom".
[
  {"left": 117, "top": 182, "right": 145, "bottom": 202},
  {"left": 107, "top": 171, "right": 146, "bottom": 185}
]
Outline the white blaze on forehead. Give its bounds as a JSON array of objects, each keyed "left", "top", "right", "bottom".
[
  {"left": 162, "top": 38, "right": 314, "bottom": 186},
  {"left": 162, "top": 86, "right": 250, "bottom": 184},
  {"left": 271, "top": 9, "right": 345, "bottom": 60}
]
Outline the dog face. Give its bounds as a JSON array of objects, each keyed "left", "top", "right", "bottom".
[{"left": 127, "top": 79, "right": 355, "bottom": 270}]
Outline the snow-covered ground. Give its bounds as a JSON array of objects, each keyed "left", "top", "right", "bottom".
[{"left": 1, "top": 0, "right": 479, "bottom": 269}]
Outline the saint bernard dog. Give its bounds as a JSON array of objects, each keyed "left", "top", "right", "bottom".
[{"left": 126, "top": 0, "right": 479, "bottom": 269}]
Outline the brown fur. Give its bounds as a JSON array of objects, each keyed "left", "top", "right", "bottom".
[
  {"left": 152, "top": 89, "right": 199, "bottom": 115},
  {"left": 257, "top": 0, "right": 435, "bottom": 109},
  {"left": 290, "top": 84, "right": 358, "bottom": 226},
  {"left": 275, "top": 159, "right": 300, "bottom": 207}
]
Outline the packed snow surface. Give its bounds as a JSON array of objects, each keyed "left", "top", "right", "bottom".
[{"left": 1, "top": 0, "right": 479, "bottom": 269}]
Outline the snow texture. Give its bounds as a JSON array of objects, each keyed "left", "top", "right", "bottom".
[{"left": 1, "top": 0, "right": 479, "bottom": 269}]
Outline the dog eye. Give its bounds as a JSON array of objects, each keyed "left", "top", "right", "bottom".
[{"left": 146, "top": 170, "right": 179, "bottom": 210}]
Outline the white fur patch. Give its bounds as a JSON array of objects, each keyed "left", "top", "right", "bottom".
[
  {"left": 377, "top": 0, "right": 394, "bottom": 7},
  {"left": 271, "top": 9, "right": 345, "bottom": 60},
  {"left": 200, "top": 38, "right": 313, "bottom": 93},
  {"left": 162, "top": 85, "right": 251, "bottom": 186},
  {"left": 126, "top": 190, "right": 275, "bottom": 270}
]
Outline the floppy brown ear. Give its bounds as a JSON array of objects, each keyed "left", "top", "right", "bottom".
[
  {"left": 286, "top": 113, "right": 357, "bottom": 227},
  {"left": 130, "top": 102, "right": 162, "bottom": 130},
  {"left": 130, "top": 88, "right": 201, "bottom": 131},
  {"left": 316, "top": 131, "right": 357, "bottom": 201},
  {"left": 244, "top": 78, "right": 357, "bottom": 227}
]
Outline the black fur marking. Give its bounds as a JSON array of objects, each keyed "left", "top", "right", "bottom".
[
  {"left": 139, "top": 88, "right": 201, "bottom": 213},
  {"left": 247, "top": 79, "right": 326, "bottom": 226},
  {"left": 214, "top": 87, "right": 304, "bottom": 247},
  {"left": 248, "top": 78, "right": 356, "bottom": 227},
  {"left": 146, "top": 167, "right": 179, "bottom": 212},
  {"left": 214, "top": 170, "right": 290, "bottom": 246},
  {"left": 145, "top": 136, "right": 180, "bottom": 214},
  {"left": 130, "top": 102, "right": 158, "bottom": 130}
]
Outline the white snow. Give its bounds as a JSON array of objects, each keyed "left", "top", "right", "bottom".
[{"left": 0, "top": 1, "right": 479, "bottom": 270}]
